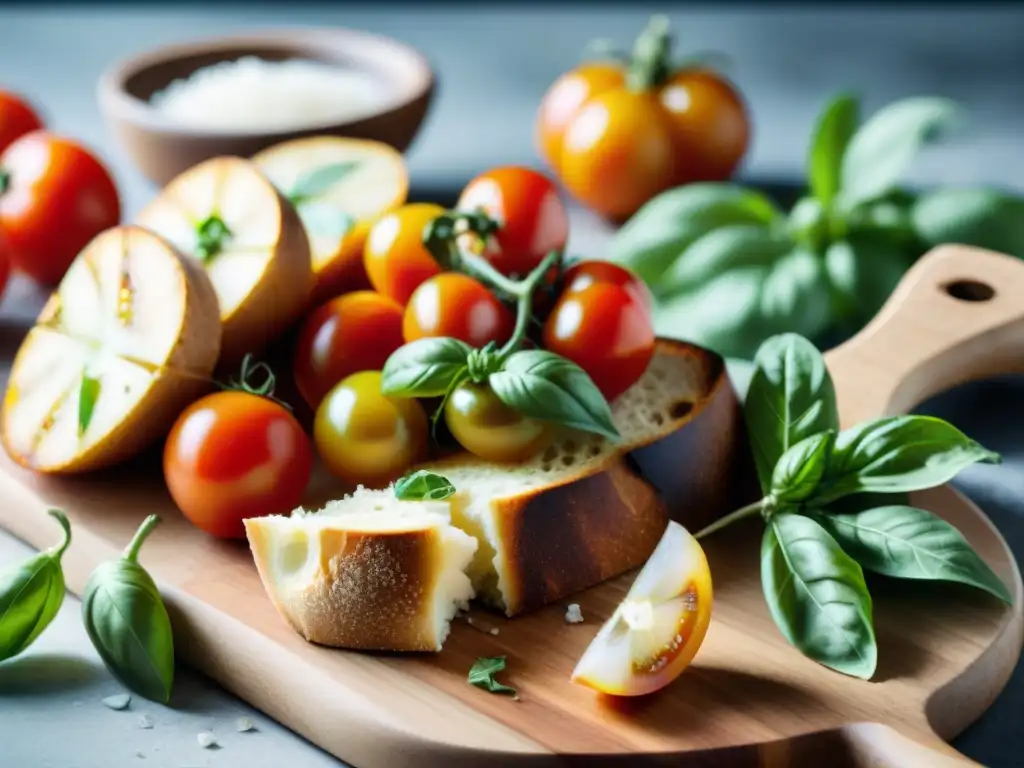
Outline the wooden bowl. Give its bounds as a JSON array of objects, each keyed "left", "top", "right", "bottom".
[{"left": 97, "top": 28, "right": 436, "bottom": 187}]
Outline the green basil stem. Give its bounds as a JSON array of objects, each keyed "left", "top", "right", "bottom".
[
  {"left": 124, "top": 514, "right": 160, "bottom": 562},
  {"left": 47, "top": 509, "right": 72, "bottom": 558},
  {"left": 693, "top": 498, "right": 768, "bottom": 540}
]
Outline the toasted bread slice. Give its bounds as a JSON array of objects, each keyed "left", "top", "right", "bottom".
[{"left": 245, "top": 489, "right": 477, "bottom": 652}]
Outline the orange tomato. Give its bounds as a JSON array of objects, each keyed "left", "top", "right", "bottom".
[
  {"left": 0, "top": 131, "right": 121, "bottom": 285},
  {"left": 164, "top": 391, "right": 314, "bottom": 540},
  {"left": 0, "top": 90, "right": 44, "bottom": 154},
  {"left": 403, "top": 273, "right": 514, "bottom": 348},
  {"left": 363, "top": 202, "right": 444, "bottom": 305},
  {"left": 293, "top": 291, "right": 405, "bottom": 409},
  {"left": 536, "top": 18, "right": 750, "bottom": 221}
]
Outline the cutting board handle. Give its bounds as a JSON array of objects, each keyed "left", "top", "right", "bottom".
[
  {"left": 826, "top": 244, "right": 1024, "bottom": 425},
  {"left": 841, "top": 723, "right": 982, "bottom": 767}
]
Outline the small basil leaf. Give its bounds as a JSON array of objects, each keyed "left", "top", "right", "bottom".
[
  {"left": 744, "top": 333, "right": 839, "bottom": 492},
  {"left": 761, "top": 512, "right": 877, "bottom": 679},
  {"left": 78, "top": 374, "right": 101, "bottom": 436},
  {"left": 824, "top": 234, "right": 910, "bottom": 328},
  {"left": 658, "top": 224, "right": 788, "bottom": 297},
  {"left": 288, "top": 161, "right": 360, "bottom": 203},
  {"left": 468, "top": 655, "right": 516, "bottom": 695},
  {"left": 817, "top": 415, "right": 1001, "bottom": 503},
  {"left": 489, "top": 350, "right": 619, "bottom": 440},
  {"left": 771, "top": 431, "right": 836, "bottom": 504},
  {"left": 298, "top": 201, "right": 356, "bottom": 241},
  {"left": 813, "top": 506, "right": 1011, "bottom": 605},
  {"left": 381, "top": 338, "right": 473, "bottom": 398},
  {"left": 394, "top": 470, "right": 456, "bottom": 501},
  {"left": 911, "top": 187, "right": 1024, "bottom": 259},
  {"left": 808, "top": 92, "right": 860, "bottom": 205},
  {"left": 839, "top": 97, "right": 958, "bottom": 207},
  {"left": 609, "top": 183, "right": 782, "bottom": 286},
  {"left": 0, "top": 509, "right": 71, "bottom": 661},
  {"left": 82, "top": 515, "right": 174, "bottom": 703}
]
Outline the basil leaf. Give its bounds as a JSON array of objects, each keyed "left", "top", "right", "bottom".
[
  {"left": 298, "top": 201, "right": 356, "bottom": 241},
  {"left": 609, "top": 184, "right": 782, "bottom": 286},
  {"left": 658, "top": 224, "right": 789, "bottom": 297},
  {"left": 814, "top": 506, "right": 1011, "bottom": 605},
  {"left": 817, "top": 415, "right": 1001, "bottom": 503},
  {"left": 744, "top": 333, "right": 839, "bottom": 492},
  {"left": 468, "top": 655, "right": 516, "bottom": 695},
  {"left": 0, "top": 510, "right": 71, "bottom": 661},
  {"left": 824, "top": 234, "right": 910, "bottom": 328},
  {"left": 771, "top": 431, "right": 835, "bottom": 504},
  {"left": 82, "top": 515, "right": 174, "bottom": 703},
  {"left": 78, "top": 374, "right": 101, "bottom": 436},
  {"left": 839, "top": 97, "right": 958, "bottom": 207},
  {"left": 808, "top": 92, "right": 860, "bottom": 205},
  {"left": 288, "top": 161, "right": 360, "bottom": 203},
  {"left": 762, "top": 512, "right": 877, "bottom": 679},
  {"left": 911, "top": 187, "right": 1024, "bottom": 259},
  {"left": 381, "top": 338, "right": 472, "bottom": 398},
  {"left": 489, "top": 350, "right": 619, "bottom": 440},
  {"left": 394, "top": 470, "right": 456, "bottom": 501}
]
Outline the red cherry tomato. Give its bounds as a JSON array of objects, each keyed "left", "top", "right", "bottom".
[
  {"left": 0, "top": 131, "right": 121, "bottom": 285},
  {"left": 561, "top": 260, "right": 652, "bottom": 312},
  {"left": 0, "top": 90, "right": 44, "bottom": 154},
  {"left": 543, "top": 266, "right": 655, "bottom": 403},
  {"left": 0, "top": 230, "right": 10, "bottom": 301},
  {"left": 164, "top": 391, "right": 313, "bottom": 539},
  {"left": 456, "top": 166, "right": 569, "bottom": 278},
  {"left": 403, "top": 273, "right": 514, "bottom": 347},
  {"left": 293, "top": 291, "right": 405, "bottom": 409}
]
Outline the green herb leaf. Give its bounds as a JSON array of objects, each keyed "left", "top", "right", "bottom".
[
  {"left": 657, "top": 224, "right": 790, "bottom": 296},
  {"left": 824, "top": 234, "right": 910, "bottom": 328},
  {"left": 744, "top": 333, "right": 839, "bottom": 492},
  {"left": 194, "top": 214, "right": 232, "bottom": 263},
  {"left": 298, "top": 201, "right": 356, "bottom": 241},
  {"left": 911, "top": 187, "right": 1024, "bottom": 259},
  {"left": 609, "top": 184, "right": 782, "bottom": 286},
  {"left": 288, "top": 161, "right": 360, "bottom": 203},
  {"left": 0, "top": 509, "right": 71, "bottom": 661},
  {"left": 771, "top": 431, "right": 835, "bottom": 504},
  {"left": 816, "top": 415, "right": 1001, "bottom": 503},
  {"left": 839, "top": 97, "right": 958, "bottom": 207},
  {"left": 813, "top": 505, "right": 1011, "bottom": 605},
  {"left": 381, "top": 338, "right": 473, "bottom": 398},
  {"left": 489, "top": 350, "right": 619, "bottom": 440},
  {"left": 82, "top": 515, "right": 174, "bottom": 703},
  {"left": 808, "top": 93, "right": 860, "bottom": 205},
  {"left": 394, "top": 470, "right": 456, "bottom": 501},
  {"left": 761, "top": 512, "right": 877, "bottom": 679},
  {"left": 78, "top": 374, "right": 101, "bottom": 437},
  {"left": 468, "top": 655, "right": 516, "bottom": 695}
]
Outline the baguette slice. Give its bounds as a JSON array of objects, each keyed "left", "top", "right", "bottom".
[{"left": 245, "top": 490, "right": 477, "bottom": 652}]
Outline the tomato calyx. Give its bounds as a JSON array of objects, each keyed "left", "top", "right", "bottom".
[
  {"left": 195, "top": 214, "right": 232, "bottom": 263},
  {"left": 219, "top": 353, "right": 292, "bottom": 411}
]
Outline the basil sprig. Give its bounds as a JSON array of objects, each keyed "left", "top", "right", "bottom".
[
  {"left": 468, "top": 655, "right": 516, "bottom": 696},
  {"left": 82, "top": 515, "right": 175, "bottom": 703},
  {"left": 0, "top": 509, "right": 72, "bottom": 661},
  {"left": 612, "top": 92, "right": 1024, "bottom": 360},
  {"left": 696, "top": 332, "right": 1010, "bottom": 679}
]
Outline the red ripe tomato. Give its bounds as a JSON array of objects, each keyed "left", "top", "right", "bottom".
[
  {"left": 293, "top": 290, "right": 405, "bottom": 409},
  {"left": 0, "top": 90, "right": 44, "bottom": 154},
  {"left": 456, "top": 166, "right": 569, "bottom": 278},
  {"left": 403, "top": 273, "right": 514, "bottom": 347},
  {"left": 164, "top": 391, "right": 314, "bottom": 539},
  {"left": 543, "top": 262, "right": 655, "bottom": 402},
  {"left": 561, "top": 260, "right": 652, "bottom": 312},
  {"left": 0, "top": 131, "right": 121, "bottom": 285},
  {"left": 0, "top": 229, "right": 10, "bottom": 301}
]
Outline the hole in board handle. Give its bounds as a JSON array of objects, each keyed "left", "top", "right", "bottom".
[{"left": 943, "top": 279, "right": 995, "bottom": 303}]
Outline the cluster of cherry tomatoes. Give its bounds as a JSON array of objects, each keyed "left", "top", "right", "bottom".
[
  {"left": 0, "top": 89, "right": 121, "bottom": 298},
  {"left": 163, "top": 166, "right": 656, "bottom": 539}
]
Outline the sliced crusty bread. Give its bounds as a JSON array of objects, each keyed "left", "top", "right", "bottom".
[{"left": 244, "top": 489, "right": 477, "bottom": 652}]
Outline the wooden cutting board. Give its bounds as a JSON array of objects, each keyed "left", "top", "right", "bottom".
[{"left": 1, "top": 243, "right": 1023, "bottom": 767}]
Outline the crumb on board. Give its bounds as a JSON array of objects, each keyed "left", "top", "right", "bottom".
[
  {"left": 197, "top": 731, "right": 218, "bottom": 749},
  {"left": 137, "top": 714, "right": 154, "bottom": 729},
  {"left": 565, "top": 604, "right": 584, "bottom": 624},
  {"left": 102, "top": 693, "right": 132, "bottom": 710},
  {"left": 489, "top": 627, "right": 499, "bottom": 636},
  {"left": 235, "top": 716, "right": 256, "bottom": 732}
]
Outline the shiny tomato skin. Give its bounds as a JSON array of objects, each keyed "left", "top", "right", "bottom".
[
  {"left": 543, "top": 280, "right": 655, "bottom": 403},
  {"left": 363, "top": 202, "right": 444, "bottom": 305},
  {"left": 456, "top": 166, "right": 569, "bottom": 278},
  {"left": 403, "top": 272, "right": 514, "bottom": 347},
  {"left": 164, "top": 391, "right": 314, "bottom": 540},
  {"left": 444, "top": 381, "right": 552, "bottom": 463},
  {"left": 561, "top": 260, "right": 653, "bottom": 313},
  {"left": 0, "top": 91, "right": 44, "bottom": 154},
  {"left": 314, "top": 370, "right": 428, "bottom": 487},
  {"left": 0, "top": 131, "right": 120, "bottom": 285},
  {"left": 293, "top": 291, "right": 405, "bottom": 409}
]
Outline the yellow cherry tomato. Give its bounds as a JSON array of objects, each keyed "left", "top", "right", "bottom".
[{"left": 444, "top": 381, "right": 551, "bottom": 463}]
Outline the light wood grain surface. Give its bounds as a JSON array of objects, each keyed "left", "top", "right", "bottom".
[{"left": 0, "top": 244, "right": 1022, "bottom": 767}]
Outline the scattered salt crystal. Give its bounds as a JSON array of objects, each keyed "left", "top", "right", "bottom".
[
  {"left": 489, "top": 628, "right": 499, "bottom": 636},
  {"left": 197, "top": 731, "right": 218, "bottom": 749},
  {"left": 565, "top": 604, "right": 584, "bottom": 624},
  {"left": 137, "top": 714, "right": 154, "bottom": 729},
  {"left": 102, "top": 693, "right": 131, "bottom": 710},
  {"left": 235, "top": 716, "right": 255, "bottom": 732}
]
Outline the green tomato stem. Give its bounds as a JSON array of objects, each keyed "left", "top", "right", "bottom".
[
  {"left": 626, "top": 14, "right": 674, "bottom": 91},
  {"left": 693, "top": 498, "right": 766, "bottom": 540},
  {"left": 496, "top": 249, "right": 561, "bottom": 360},
  {"left": 46, "top": 509, "right": 72, "bottom": 560},
  {"left": 124, "top": 515, "right": 161, "bottom": 564}
]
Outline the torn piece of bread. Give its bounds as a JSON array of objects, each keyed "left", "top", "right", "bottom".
[{"left": 244, "top": 490, "right": 477, "bottom": 652}]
